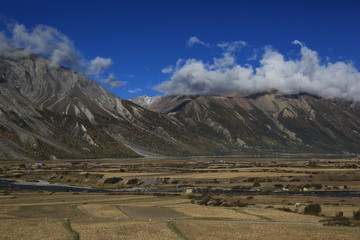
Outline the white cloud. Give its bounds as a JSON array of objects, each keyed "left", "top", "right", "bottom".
[
  {"left": 161, "top": 66, "right": 174, "bottom": 73},
  {"left": 87, "top": 56, "right": 112, "bottom": 76},
  {"left": 213, "top": 53, "right": 237, "bottom": 69},
  {"left": 0, "top": 22, "right": 122, "bottom": 88},
  {"left": 247, "top": 53, "right": 257, "bottom": 61},
  {"left": 128, "top": 88, "right": 142, "bottom": 94},
  {"left": 100, "top": 73, "right": 126, "bottom": 88},
  {"left": 247, "top": 49, "right": 259, "bottom": 61},
  {"left": 11, "top": 24, "right": 82, "bottom": 67},
  {"left": 155, "top": 40, "right": 360, "bottom": 101},
  {"left": 187, "top": 36, "right": 209, "bottom": 47},
  {"left": 0, "top": 32, "right": 10, "bottom": 51},
  {"left": 217, "top": 41, "right": 247, "bottom": 52},
  {"left": 292, "top": 40, "right": 304, "bottom": 47}
]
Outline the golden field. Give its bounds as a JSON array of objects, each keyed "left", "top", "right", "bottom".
[
  {"left": 1, "top": 156, "right": 360, "bottom": 239},
  {"left": 0, "top": 191, "right": 359, "bottom": 240}
]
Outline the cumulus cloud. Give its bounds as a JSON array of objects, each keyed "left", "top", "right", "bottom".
[
  {"left": 87, "top": 56, "right": 113, "bottom": 76},
  {"left": 11, "top": 24, "right": 82, "bottom": 67},
  {"left": 155, "top": 41, "right": 360, "bottom": 101},
  {"left": 217, "top": 41, "right": 247, "bottom": 52},
  {"left": 128, "top": 88, "right": 142, "bottom": 94},
  {"left": 187, "top": 36, "right": 209, "bottom": 47},
  {"left": 0, "top": 22, "right": 121, "bottom": 88},
  {"left": 247, "top": 53, "right": 258, "bottom": 61},
  {"left": 0, "top": 32, "right": 10, "bottom": 51},
  {"left": 161, "top": 66, "right": 174, "bottom": 74},
  {"left": 100, "top": 73, "right": 126, "bottom": 88}
]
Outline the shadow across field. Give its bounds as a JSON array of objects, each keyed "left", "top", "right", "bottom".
[
  {"left": 120, "top": 206, "right": 186, "bottom": 220},
  {"left": 9, "top": 205, "right": 78, "bottom": 218}
]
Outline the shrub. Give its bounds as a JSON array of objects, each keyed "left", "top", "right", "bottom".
[
  {"left": 4, "top": 189, "right": 11, "bottom": 195},
  {"left": 19, "top": 163, "right": 26, "bottom": 169},
  {"left": 335, "top": 211, "right": 344, "bottom": 218},
  {"left": 231, "top": 185, "right": 251, "bottom": 191},
  {"left": 233, "top": 200, "right": 248, "bottom": 207},
  {"left": 353, "top": 210, "right": 360, "bottom": 220},
  {"left": 127, "top": 178, "right": 139, "bottom": 185},
  {"left": 198, "top": 194, "right": 212, "bottom": 206},
  {"left": 304, "top": 203, "right": 321, "bottom": 215},
  {"left": 253, "top": 181, "right": 261, "bottom": 187},
  {"left": 104, "top": 177, "right": 123, "bottom": 184},
  {"left": 278, "top": 207, "right": 292, "bottom": 212}
]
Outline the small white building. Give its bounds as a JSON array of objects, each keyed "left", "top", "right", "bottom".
[{"left": 184, "top": 188, "right": 193, "bottom": 194}]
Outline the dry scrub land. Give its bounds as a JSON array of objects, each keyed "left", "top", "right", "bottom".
[
  {"left": 0, "top": 156, "right": 360, "bottom": 239},
  {"left": 0, "top": 192, "right": 359, "bottom": 240}
]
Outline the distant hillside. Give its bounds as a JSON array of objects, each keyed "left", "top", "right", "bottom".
[
  {"left": 135, "top": 90, "right": 360, "bottom": 154},
  {"left": 0, "top": 53, "right": 225, "bottom": 160},
  {"left": 1, "top": 53, "right": 360, "bottom": 160}
]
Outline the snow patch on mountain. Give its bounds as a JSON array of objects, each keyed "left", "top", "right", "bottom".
[{"left": 130, "top": 95, "right": 163, "bottom": 109}]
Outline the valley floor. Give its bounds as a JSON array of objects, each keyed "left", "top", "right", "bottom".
[
  {"left": 0, "top": 192, "right": 360, "bottom": 240},
  {"left": 1, "top": 156, "right": 360, "bottom": 239}
]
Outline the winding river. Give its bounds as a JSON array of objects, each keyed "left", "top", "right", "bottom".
[{"left": 1, "top": 179, "right": 360, "bottom": 198}]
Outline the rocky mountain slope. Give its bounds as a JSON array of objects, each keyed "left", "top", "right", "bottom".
[
  {"left": 1, "top": 53, "right": 359, "bottom": 160},
  {"left": 133, "top": 90, "right": 360, "bottom": 154},
  {"left": 0, "top": 53, "right": 227, "bottom": 160}
]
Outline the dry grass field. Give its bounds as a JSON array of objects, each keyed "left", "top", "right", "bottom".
[
  {"left": 71, "top": 221, "right": 182, "bottom": 240},
  {"left": 161, "top": 171, "right": 309, "bottom": 179},
  {"left": 80, "top": 171, "right": 171, "bottom": 177},
  {"left": 76, "top": 204, "right": 129, "bottom": 219},
  {"left": 1, "top": 156, "right": 360, "bottom": 239},
  {"left": 0, "top": 219, "right": 73, "bottom": 240},
  {"left": 174, "top": 222, "right": 360, "bottom": 240},
  {"left": 170, "top": 204, "right": 260, "bottom": 220},
  {"left": 240, "top": 207, "right": 320, "bottom": 222},
  {"left": 120, "top": 206, "right": 185, "bottom": 220},
  {"left": 0, "top": 191, "right": 358, "bottom": 240}
]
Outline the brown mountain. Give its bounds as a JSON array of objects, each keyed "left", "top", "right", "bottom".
[
  {"left": 0, "top": 53, "right": 228, "bottom": 160},
  {"left": 132, "top": 90, "right": 360, "bottom": 154},
  {"left": 1, "top": 53, "right": 359, "bottom": 160}
]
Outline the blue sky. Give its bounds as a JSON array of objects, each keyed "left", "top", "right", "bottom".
[{"left": 1, "top": 0, "right": 360, "bottom": 100}]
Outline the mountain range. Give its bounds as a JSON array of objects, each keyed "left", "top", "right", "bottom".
[{"left": 1, "top": 53, "right": 360, "bottom": 160}]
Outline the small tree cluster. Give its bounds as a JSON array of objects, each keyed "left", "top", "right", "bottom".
[
  {"left": 353, "top": 210, "right": 360, "bottom": 220},
  {"left": 304, "top": 203, "right": 321, "bottom": 215}
]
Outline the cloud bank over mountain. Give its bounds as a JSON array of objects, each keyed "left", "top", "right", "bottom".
[
  {"left": 156, "top": 40, "right": 360, "bottom": 101},
  {"left": 0, "top": 22, "right": 124, "bottom": 88}
]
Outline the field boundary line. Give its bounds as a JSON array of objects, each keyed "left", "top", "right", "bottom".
[
  {"left": 166, "top": 221, "right": 192, "bottom": 240},
  {"left": 62, "top": 218, "right": 80, "bottom": 240}
]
